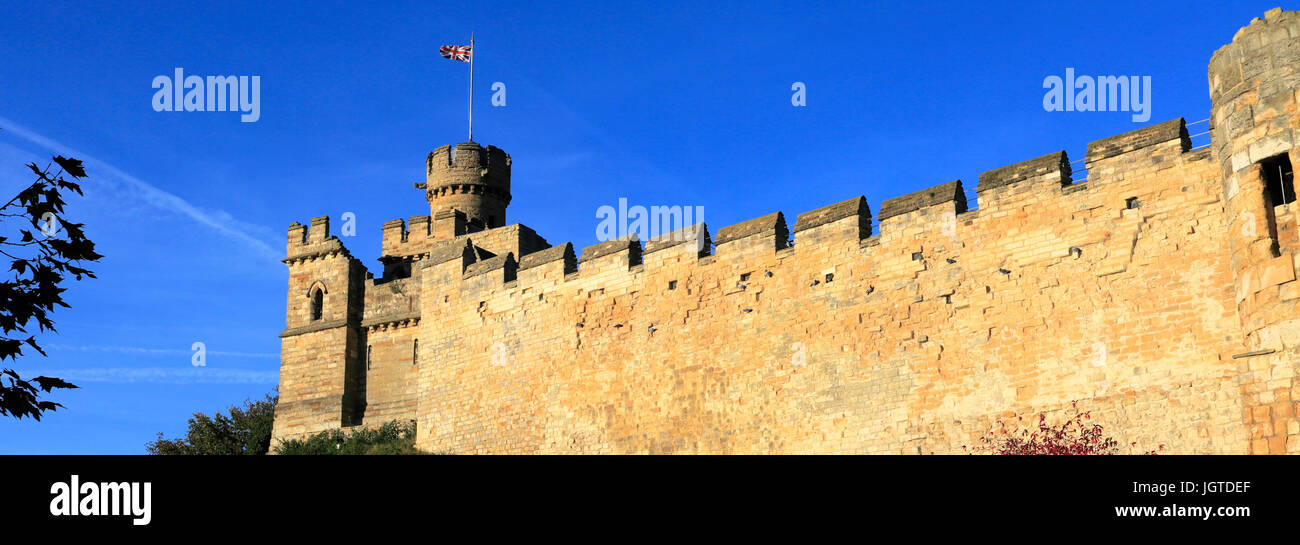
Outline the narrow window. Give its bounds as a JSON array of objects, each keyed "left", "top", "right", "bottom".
[
  {"left": 412, "top": 339, "right": 419, "bottom": 366},
  {"left": 1261, "top": 154, "right": 1295, "bottom": 207},
  {"left": 668, "top": 280, "right": 678, "bottom": 290},
  {"left": 310, "top": 288, "right": 324, "bottom": 321},
  {"left": 365, "top": 345, "right": 372, "bottom": 371},
  {"left": 1260, "top": 154, "right": 1295, "bottom": 257}
]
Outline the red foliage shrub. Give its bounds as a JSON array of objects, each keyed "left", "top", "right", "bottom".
[{"left": 964, "top": 401, "right": 1162, "bottom": 455}]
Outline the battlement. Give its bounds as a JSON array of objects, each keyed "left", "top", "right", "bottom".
[
  {"left": 464, "top": 252, "right": 516, "bottom": 278},
  {"left": 644, "top": 223, "right": 711, "bottom": 257},
  {"left": 379, "top": 218, "right": 548, "bottom": 277},
  {"left": 427, "top": 142, "right": 511, "bottom": 175},
  {"left": 1086, "top": 118, "right": 1190, "bottom": 164},
  {"left": 388, "top": 114, "right": 1218, "bottom": 296},
  {"left": 284, "top": 215, "right": 357, "bottom": 264},
  {"left": 424, "top": 239, "right": 478, "bottom": 269},
  {"left": 715, "top": 212, "right": 789, "bottom": 255},
  {"left": 794, "top": 196, "right": 871, "bottom": 234},
  {"left": 425, "top": 143, "right": 510, "bottom": 196},
  {"left": 283, "top": 113, "right": 1225, "bottom": 336},
  {"left": 380, "top": 215, "right": 434, "bottom": 261},
  {"left": 880, "top": 181, "right": 966, "bottom": 222},
  {"left": 518, "top": 242, "right": 577, "bottom": 273},
  {"left": 972, "top": 152, "right": 1071, "bottom": 212},
  {"left": 422, "top": 142, "right": 512, "bottom": 230},
  {"left": 978, "top": 152, "right": 1069, "bottom": 193},
  {"left": 578, "top": 236, "right": 643, "bottom": 275}
]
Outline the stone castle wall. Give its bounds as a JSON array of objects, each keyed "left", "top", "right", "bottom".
[
  {"left": 413, "top": 120, "right": 1261, "bottom": 454},
  {"left": 272, "top": 9, "right": 1300, "bottom": 454}
]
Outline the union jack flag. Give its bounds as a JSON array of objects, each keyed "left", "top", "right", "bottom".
[{"left": 440, "top": 44, "right": 472, "bottom": 62}]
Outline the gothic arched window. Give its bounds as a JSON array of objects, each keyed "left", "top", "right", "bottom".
[{"left": 310, "top": 287, "right": 324, "bottom": 321}]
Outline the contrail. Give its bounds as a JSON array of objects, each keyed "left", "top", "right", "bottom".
[
  {"left": 46, "top": 344, "right": 277, "bottom": 359},
  {"left": 0, "top": 116, "right": 281, "bottom": 261},
  {"left": 18, "top": 366, "right": 278, "bottom": 384}
]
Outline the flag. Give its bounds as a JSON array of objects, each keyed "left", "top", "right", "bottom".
[{"left": 440, "top": 44, "right": 472, "bottom": 62}]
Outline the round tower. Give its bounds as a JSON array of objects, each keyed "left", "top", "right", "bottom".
[
  {"left": 425, "top": 142, "right": 512, "bottom": 230},
  {"left": 1209, "top": 7, "right": 1300, "bottom": 343}
]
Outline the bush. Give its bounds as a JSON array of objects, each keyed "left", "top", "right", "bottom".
[
  {"left": 274, "top": 420, "right": 426, "bottom": 455},
  {"left": 147, "top": 393, "right": 277, "bottom": 455},
  {"left": 964, "top": 401, "right": 1162, "bottom": 455}
]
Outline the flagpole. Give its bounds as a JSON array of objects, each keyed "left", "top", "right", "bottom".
[{"left": 468, "top": 33, "right": 475, "bottom": 142}]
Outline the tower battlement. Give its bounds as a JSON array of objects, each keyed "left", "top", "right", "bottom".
[
  {"left": 274, "top": 9, "right": 1300, "bottom": 455},
  {"left": 424, "top": 142, "right": 511, "bottom": 231}
]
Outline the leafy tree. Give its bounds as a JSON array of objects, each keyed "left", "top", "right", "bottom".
[
  {"left": 0, "top": 141, "right": 102, "bottom": 421},
  {"left": 147, "top": 393, "right": 278, "bottom": 455},
  {"left": 964, "top": 401, "right": 1162, "bottom": 455},
  {"left": 275, "top": 420, "right": 426, "bottom": 455}
]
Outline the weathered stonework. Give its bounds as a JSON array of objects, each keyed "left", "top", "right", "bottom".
[{"left": 272, "top": 10, "right": 1300, "bottom": 454}]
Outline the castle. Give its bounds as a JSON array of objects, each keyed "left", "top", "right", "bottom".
[{"left": 272, "top": 9, "right": 1300, "bottom": 454}]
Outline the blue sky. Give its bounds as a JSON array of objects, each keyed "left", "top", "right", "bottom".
[{"left": 0, "top": 1, "right": 1274, "bottom": 453}]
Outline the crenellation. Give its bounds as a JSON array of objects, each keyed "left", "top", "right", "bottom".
[
  {"left": 516, "top": 243, "right": 577, "bottom": 291},
  {"left": 380, "top": 218, "right": 406, "bottom": 256},
  {"left": 976, "top": 153, "right": 1071, "bottom": 212},
  {"left": 1086, "top": 118, "right": 1190, "bottom": 165},
  {"left": 714, "top": 211, "right": 789, "bottom": 262},
  {"left": 274, "top": 9, "right": 1300, "bottom": 454},
  {"left": 518, "top": 242, "right": 577, "bottom": 273},
  {"left": 287, "top": 221, "right": 306, "bottom": 246},
  {"left": 307, "top": 215, "right": 330, "bottom": 242},
  {"left": 423, "top": 239, "right": 477, "bottom": 271},
  {"left": 643, "top": 223, "right": 710, "bottom": 257},
  {"left": 408, "top": 215, "right": 431, "bottom": 240},
  {"left": 464, "top": 252, "right": 517, "bottom": 280},
  {"left": 879, "top": 181, "right": 967, "bottom": 224},
  {"left": 461, "top": 253, "right": 518, "bottom": 298},
  {"left": 286, "top": 215, "right": 357, "bottom": 268},
  {"left": 431, "top": 208, "right": 466, "bottom": 241},
  {"left": 794, "top": 196, "right": 871, "bottom": 247},
  {"left": 460, "top": 223, "right": 550, "bottom": 260},
  {"left": 578, "top": 236, "right": 643, "bottom": 275}
]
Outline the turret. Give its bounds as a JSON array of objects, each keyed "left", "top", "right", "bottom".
[
  {"left": 424, "top": 142, "right": 511, "bottom": 237},
  {"left": 1208, "top": 7, "right": 1300, "bottom": 343}
]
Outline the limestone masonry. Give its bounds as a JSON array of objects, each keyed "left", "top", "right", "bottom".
[{"left": 273, "top": 9, "right": 1300, "bottom": 454}]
